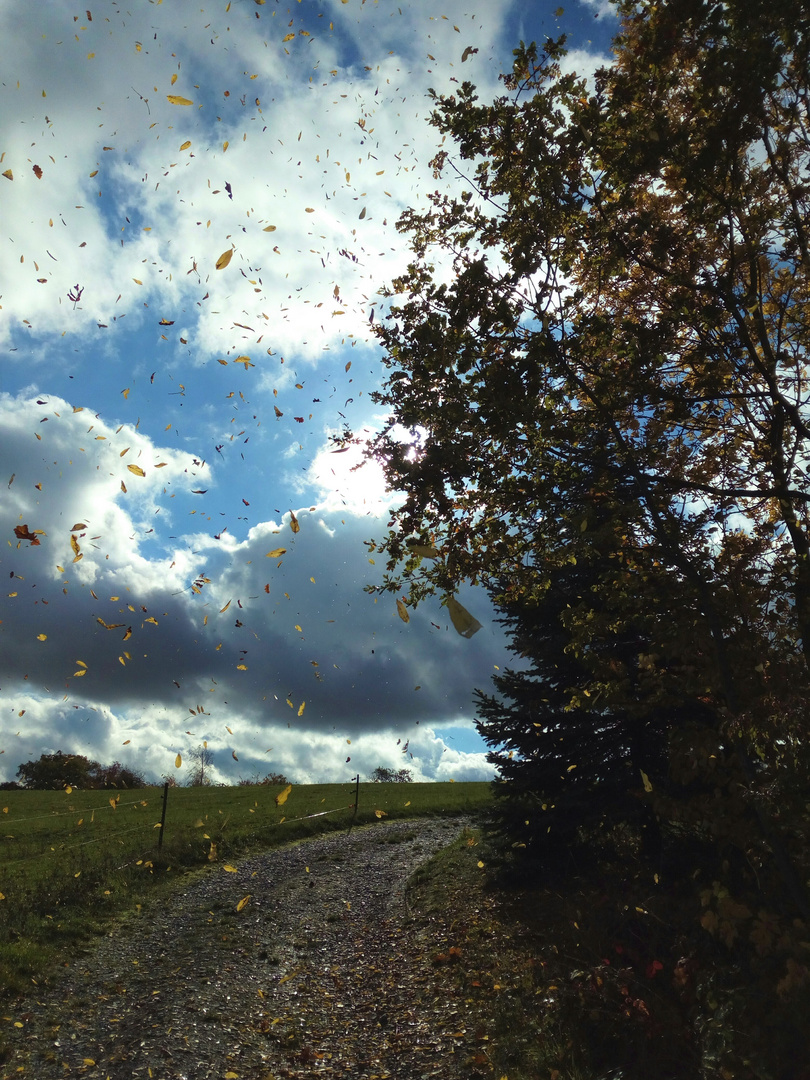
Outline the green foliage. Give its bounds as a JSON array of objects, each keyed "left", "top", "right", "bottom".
[{"left": 15, "top": 751, "right": 146, "bottom": 790}]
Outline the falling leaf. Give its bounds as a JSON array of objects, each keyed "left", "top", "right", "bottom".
[
  {"left": 127, "top": 464, "right": 146, "bottom": 477},
  {"left": 298, "top": 701, "right": 306, "bottom": 716},
  {"left": 175, "top": 753, "right": 182, "bottom": 768},
  {"left": 223, "top": 864, "right": 238, "bottom": 873},
  {"left": 2, "top": 170, "right": 12, "bottom": 181},
  {"left": 216, "top": 248, "right": 233, "bottom": 270},
  {"left": 640, "top": 770, "right": 653, "bottom": 793},
  {"left": 266, "top": 548, "right": 286, "bottom": 558},
  {"left": 396, "top": 599, "right": 410, "bottom": 623},
  {"left": 289, "top": 511, "right": 300, "bottom": 534},
  {"left": 167, "top": 94, "right": 194, "bottom": 106},
  {"left": 37, "top": 633, "right": 47, "bottom": 641},
  {"left": 14, "top": 524, "right": 43, "bottom": 545},
  {"left": 263, "top": 225, "right": 277, "bottom": 232},
  {"left": 374, "top": 810, "right": 387, "bottom": 818},
  {"left": 275, "top": 783, "right": 292, "bottom": 806},
  {"left": 236, "top": 894, "right": 251, "bottom": 912},
  {"left": 179, "top": 140, "right": 191, "bottom": 150},
  {"left": 32, "top": 164, "right": 43, "bottom": 179},
  {"left": 446, "top": 596, "right": 482, "bottom": 638}
]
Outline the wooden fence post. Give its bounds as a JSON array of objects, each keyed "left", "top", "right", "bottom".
[
  {"left": 157, "top": 780, "right": 169, "bottom": 849},
  {"left": 348, "top": 773, "right": 360, "bottom": 833}
]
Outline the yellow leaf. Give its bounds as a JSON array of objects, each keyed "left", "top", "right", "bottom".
[
  {"left": 175, "top": 753, "right": 182, "bottom": 768},
  {"left": 222, "top": 140, "right": 229, "bottom": 152},
  {"left": 282, "top": 32, "right": 295, "bottom": 42},
  {"left": 289, "top": 511, "right": 300, "bottom": 534},
  {"left": 216, "top": 248, "right": 233, "bottom": 270},
  {"left": 236, "top": 894, "right": 251, "bottom": 912},
  {"left": 298, "top": 701, "right": 305, "bottom": 716},
  {"left": 446, "top": 596, "right": 482, "bottom": 639},
  {"left": 266, "top": 548, "right": 286, "bottom": 558},
  {"left": 404, "top": 801, "right": 411, "bottom": 806},
  {"left": 144, "top": 616, "right": 158, "bottom": 625},
  {"left": 477, "top": 860, "right": 485, "bottom": 868},
  {"left": 275, "top": 783, "right": 292, "bottom": 806},
  {"left": 220, "top": 600, "right": 231, "bottom": 613},
  {"left": 374, "top": 810, "right": 387, "bottom": 818},
  {"left": 171, "top": 74, "right": 178, "bottom": 85},
  {"left": 640, "top": 769, "right": 653, "bottom": 793},
  {"left": 37, "top": 633, "right": 47, "bottom": 641},
  {"left": 2, "top": 169, "right": 12, "bottom": 181},
  {"left": 65, "top": 785, "right": 73, "bottom": 795},
  {"left": 223, "top": 864, "right": 238, "bottom": 872},
  {"left": 179, "top": 140, "right": 191, "bottom": 150},
  {"left": 263, "top": 225, "right": 277, "bottom": 232},
  {"left": 127, "top": 464, "right": 146, "bottom": 477},
  {"left": 396, "top": 599, "right": 409, "bottom": 623},
  {"left": 167, "top": 94, "right": 194, "bottom": 106}
]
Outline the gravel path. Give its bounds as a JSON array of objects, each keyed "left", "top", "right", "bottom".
[{"left": 6, "top": 817, "right": 478, "bottom": 1080}]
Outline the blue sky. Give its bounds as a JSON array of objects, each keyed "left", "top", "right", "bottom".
[{"left": 0, "top": 0, "right": 617, "bottom": 785}]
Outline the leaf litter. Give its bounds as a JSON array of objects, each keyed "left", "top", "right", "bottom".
[{"left": 4, "top": 818, "right": 480, "bottom": 1079}]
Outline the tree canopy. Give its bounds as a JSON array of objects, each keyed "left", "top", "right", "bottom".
[
  {"left": 15, "top": 751, "right": 145, "bottom": 790},
  {"left": 362, "top": 0, "right": 810, "bottom": 889}
]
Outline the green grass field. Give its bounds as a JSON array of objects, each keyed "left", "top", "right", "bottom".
[{"left": 0, "top": 781, "right": 492, "bottom": 1003}]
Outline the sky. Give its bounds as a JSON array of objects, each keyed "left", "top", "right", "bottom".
[{"left": 0, "top": 0, "right": 617, "bottom": 786}]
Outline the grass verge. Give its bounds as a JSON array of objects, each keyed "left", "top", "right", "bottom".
[{"left": 404, "top": 824, "right": 810, "bottom": 1080}]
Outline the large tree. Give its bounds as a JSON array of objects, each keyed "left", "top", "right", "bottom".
[{"left": 362, "top": 2, "right": 810, "bottom": 900}]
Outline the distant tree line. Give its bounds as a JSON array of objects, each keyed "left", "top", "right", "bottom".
[
  {"left": 368, "top": 766, "right": 413, "bottom": 783},
  {"left": 6, "top": 751, "right": 147, "bottom": 790}
]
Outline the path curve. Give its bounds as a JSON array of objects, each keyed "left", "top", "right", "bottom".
[{"left": 7, "top": 817, "right": 476, "bottom": 1080}]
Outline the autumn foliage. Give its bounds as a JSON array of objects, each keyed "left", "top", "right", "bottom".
[{"left": 365, "top": 0, "right": 810, "bottom": 1072}]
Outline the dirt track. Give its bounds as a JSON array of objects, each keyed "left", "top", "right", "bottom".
[{"left": 6, "top": 817, "right": 477, "bottom": 1080}]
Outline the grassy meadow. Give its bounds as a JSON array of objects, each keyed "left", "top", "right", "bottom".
[{"left": 0, "top": 780, "right": 491, "bottom": 1002}]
